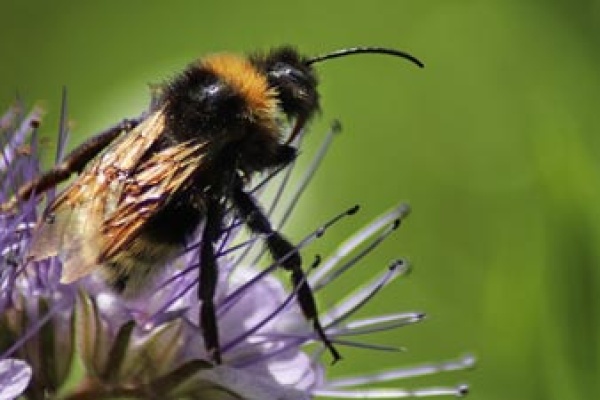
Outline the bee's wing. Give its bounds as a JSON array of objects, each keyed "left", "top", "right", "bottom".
[
  {"left": 97, "top": 140, "right": 208, "bottom": 262},
  {"left": 27, "top": 182, "right": 108, "bottom": 283},
  {"left": 28, "top": 111, "right": 171, "bottom": 283}
]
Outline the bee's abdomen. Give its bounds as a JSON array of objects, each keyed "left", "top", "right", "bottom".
[
  {"left": 144, "top": 196, "right": 204, "bottom": 244},
  {"left": 105, "top": 198, "right": 204, "bottom": 295},
  {"left": 105, "top": 236, "right": 178, "bottom": 295}
]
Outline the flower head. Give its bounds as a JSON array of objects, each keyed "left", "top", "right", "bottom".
[{"left": 0, "top": 101, "right": 473, "bottom": 399}]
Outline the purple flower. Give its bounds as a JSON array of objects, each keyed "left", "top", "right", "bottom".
[
  {"left": 0, "top": 102, "right": 473, "bottom": 399},
  {"left": 0, "top": 358, "right": 32, "bottom": 399}
]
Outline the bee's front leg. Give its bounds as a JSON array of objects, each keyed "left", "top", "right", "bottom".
[{"left": 232, "top": 181, "right": 341, "bottom": 363}]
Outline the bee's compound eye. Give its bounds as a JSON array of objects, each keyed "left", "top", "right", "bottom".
[
  {"left": 266, "top": 61, "right": 317, "bottom": 119},
  {"left": 269, "top": 63, "right": 309, "bottom": 86},
  {"left": 269, "top": 63, "right": 291, "bottom": 78}
]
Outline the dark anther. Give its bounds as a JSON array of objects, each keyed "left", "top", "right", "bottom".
[
  {"left": 347, "top": 205, "right": 360, "bottom": 215},
  {"left": 310, "top": 254, "right": 322, "bottom": 269},
  {"left": 331, "top": 119, "right": 342, "bottom": 133},
  {"left": 389, "top": 259, "right": 404, "bottom": 270},
  {"left": 458, "top": 385, "right": 470, "bottom": 395}
]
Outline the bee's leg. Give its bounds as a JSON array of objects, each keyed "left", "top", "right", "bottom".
[
  {"left": 232, "top": 185, "right": 342, "bottom": 363},
  {"left": 1, "top": 118, "right": 140, "bottom": 210},
  {"left": 198, "top": 199, "right": 223, "bottom": 364}
]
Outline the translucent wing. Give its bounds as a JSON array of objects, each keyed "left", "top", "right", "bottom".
[
  {"left": 27, "top": 110, "right": 187, "bottom": 283},
  {"left": 97, "top": 140, "right": 207, "bottom": 262}
]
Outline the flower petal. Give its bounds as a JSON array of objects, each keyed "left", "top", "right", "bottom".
[
  {"left": 320, "top": 260, "right": 410, "bottom": 328},
  {"left": 0, "top": 358, "right": 32, "bottom": 398},
  {"left": 198, "top": 365, "right": 310, "bottom": 400},
  {"left": 313, "top": 384, "right": 469, "bottom": 398},
  {"left": 323, "top": 355, "right": 476, "bottom": 388},
  {"left": 311, "top": 204, "right": 410, "bottom": 290}
]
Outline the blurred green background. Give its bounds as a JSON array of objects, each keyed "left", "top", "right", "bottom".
[{"left": 2, "top": 1, "right": 600, "bottom": 399}]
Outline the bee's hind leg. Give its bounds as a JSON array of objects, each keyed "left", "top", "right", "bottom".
[
  {"left": 198, "top": 198, "right": 225, "bottom": 364},
  {"left": 231, "top": 181, "right": 342, "bottom": 363},
  {"left": 1, "top": 118, "right": 140, "bottom": 211}
]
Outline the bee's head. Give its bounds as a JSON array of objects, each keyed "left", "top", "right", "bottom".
[
  {"left": 251, "top": 46, "right": 320, "bottom": 123},
  {"left": 252, "top": 45, "right": 425, "bottom": 143}
]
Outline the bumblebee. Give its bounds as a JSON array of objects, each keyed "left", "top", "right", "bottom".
[{"left": 4, "top": 46, "right": 423, "bottom": 363}]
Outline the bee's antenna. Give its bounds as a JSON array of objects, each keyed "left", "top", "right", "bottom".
[{"left": 306, "top": 47, "right": 424, "bottom": 68}]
